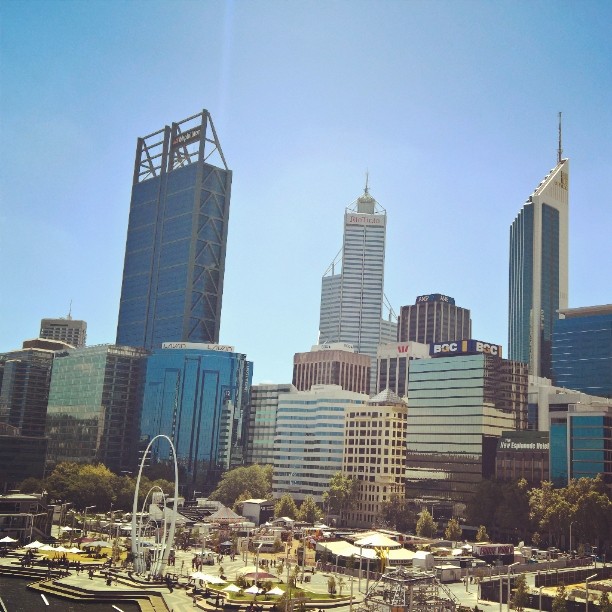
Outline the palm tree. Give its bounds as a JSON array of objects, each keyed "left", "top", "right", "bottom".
[{"left": 337, "top": 576, "right": 346, "bottom": 596}]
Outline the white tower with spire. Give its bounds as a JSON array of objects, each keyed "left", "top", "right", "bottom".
[{"left": 319, "top": 181, "right": 397, "bottom": 393}]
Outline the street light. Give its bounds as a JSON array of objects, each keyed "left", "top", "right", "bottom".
[
  {"left": 538, "top": 586, "right": 543, "bottom": 612},
  {"left": 585, "top": 573, "right": 597, "bottom": 612},
  {"left": 507, "top": 562, "right": 520, "bottom": 612},
  {"left": 569, "top": 521, "right": 575, "bottom": 554},
  {"left": 83, "top": 505, "right": 96, "bottom": 537}
]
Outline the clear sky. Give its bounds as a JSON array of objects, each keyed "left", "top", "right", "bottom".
[{"left": 1, "top": 0, "right": 611, "bottom": 384}]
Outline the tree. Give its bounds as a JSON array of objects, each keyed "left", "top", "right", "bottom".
[
  {"left": 298, "top": 496, "right": 322, "bottom": 524},
  {"left": 323, "top": 472, "right": 359, "bottom": 517},
  {"left": 275, "top": 494, "right": 298, "bottom": 519},
  {"left": 416, "top": 509, "right": 437, "bottom": 538},
  {"left": 476, "top": 525, "right": 489, "bottom": 542},
  {"left": 381, "top": 494, "right": 416, "bottom": 532},
  {"left": 510, "top": 574, "right": 529, "bottom": 612},
  {"left": 208, "top": 464, "right": 272, "bottom": 507},
  {"left": 599, "top": 592, "right": 612, "bottom": 612},
  {"left": 445, "top": 518, "right": 462, "bottom": 543},
  {"left": 552, "top": 584, "right": 567, "bottom": 612},
  {"left": 18, "top": 477, "right": 45, "bottom": 493}
]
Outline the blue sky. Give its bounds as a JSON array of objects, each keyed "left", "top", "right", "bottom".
[{"left": 1, "top": 0, "right": 611, "bottom": 384}]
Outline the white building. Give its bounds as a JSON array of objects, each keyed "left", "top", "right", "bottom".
[
  {"left": 376, "top": 341, "right": 430, "bottom": 396},
  {"left": 319, "top": 185, "right": 397, "bottom": 392},
  {"left": 272, "top": 384, "right": 367, "bottom": 504}
]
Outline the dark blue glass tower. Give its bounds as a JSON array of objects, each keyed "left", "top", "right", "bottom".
[
  {"left": 116, "top": 110, "right": 231, "bottom": 350},
  {"left": 552, "top": 305, "right": 612, "bottom": 398}
]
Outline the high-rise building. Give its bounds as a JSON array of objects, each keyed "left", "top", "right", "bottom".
[
  {"left": 139, "top": 343, "right": 252, "bottom": 495},
  {"left": 272, "top": 384, "right": 367, "bottom": 503},
  {"left": 509, "top": 134, "right": 569, "bottom": 378},
  {"left": 376, "top": 341, "right": 430, "bottom": 396},
  {"left": 397, "top": 294, "right": 471, "bottom": 344},
  {"left": 552, "top": 304, "right": 612, "bottom": 398},
  {"left": 405, "top": 343, "right": 527, "bottom": 512},
  {"left": 116, "top": 109, "right": 231, "bottom": 350},
  {"left": 246, "top": 383, "right": 294, "bottom": 466},
  {"left": 40, "top": 316, "right": 87, "bottom": 348},
  {"left": 342, "top": 389, "right": 407, "bottom": 528},
  {"left": 319, "top": 185, "right": 396, "bottom": 391},
  {"left": 293, "top": 343, "right": 371, "bottom": 394},
  {"left": 45, "top": 345, "right": 149, "bottom": 474}
]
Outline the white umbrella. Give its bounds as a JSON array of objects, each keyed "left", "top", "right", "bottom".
[
  {"left": 38, "top": 544, "right": 55, "bottom": 551},
  {"left": 191, "top": 571, "right": 208, "bottom": 580},
  {"left": 0, "top": 536, "right": 17, "bottom": 543},
  {"left": 201, "top": 574, "right": 226, "bottom": 585},
  {"left": 69, "top": 547, "right": 84, "bottom": 554},
  {"left": 54, "top": 545, "right": 69, "bottom": 553},
  {"left": 266, "top": 587, "right": 285, "bottom": 596},
  {"left": 24, "top": 540, "right": 44, "bottom": 548},
  {"left": 60, "top": 526, "right": 74, "bottom": 532},
  {"left": 223, "top": 584, "right": 242, "bottom": 593},
  {"left": 244, "top": 585, "right": 263, "bottom": 595}
]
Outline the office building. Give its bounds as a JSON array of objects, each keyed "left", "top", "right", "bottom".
[
  {"left": 509, "top": 137, "right": 569, "bottom": 378},
  {"left": 376, "top": 341, "right": 430, "bottom": 396},
  {"left": 246, "top": 383, "right": 294, "bottom": 466},
  {"left": 272, "top": 385, "right": 367, "bottom": 503},
  {"left": 140, "top": 343, "right": 252, "bottom": 495},
  {"left": 0, "top": 346, "right": 55, "bottom": 437},
  {"left": 293, "top": 343, "right": 370, "bottom": 394},
  {"left": 552, "top": 304, "right": 612, "bottom": 398},
  {"left": 494, "top": 430, "right": 550, "bottom": 486},
  {"left": 342, "top": 389, "right": 407, "bottom": 528},
  {"left": 405, "top": 345, "right": 527, "bottom": 513},
  {"left": 319, "top": 185, "right": 397, "bottom": 391},
  {"left": 116, "top": 109, "right": 231, "bottom": 350},
  {"left": 40, "top": 316, "right": 87, "bottom": 348},
  {"left": 45, "top": 345, "right": 149, "bottom": 474},
  {"left": 398, "top": 294, "right": 471, "bottom": 344},
  {"left": 0, "top": 423, "right": 47, "bottom": 492}
]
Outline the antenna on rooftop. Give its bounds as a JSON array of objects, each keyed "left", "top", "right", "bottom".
[
  {"left": 67, "top": 299, "right": 73, "bottom": 320},
  {"left": 364, "top": 170, "right": 370, "bottom": 196},
  {"left": 558, "top": 111, "right": 563, "bottom": 164}
]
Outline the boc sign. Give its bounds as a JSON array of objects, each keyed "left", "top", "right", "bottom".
[{"left": 430, "top": 339, "right": 503, "bottom": 357}]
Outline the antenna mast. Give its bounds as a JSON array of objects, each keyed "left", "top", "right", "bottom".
[
  {"left": 558, "top": 111, "right": 563, "bottom": 164},
  {"left": 364, "top": 170, "right": 370, "bottom": 195}
]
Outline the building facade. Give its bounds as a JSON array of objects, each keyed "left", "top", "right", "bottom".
[
  {"left": 0, "top": 423, "right": 47, "bottom": 493},
  {"left": 139, "top": 344, "right": 252, "bottom": 495},
  {"left": 494, "top": 430, "right": 550, "bottom": 486},
  {"left": 509, "top": 156, "right": 569, "bottom": 378},
  {"left": 272, "top": 385, "right": 367, "bottom": 503},
  {"left": 45, "top": 345, "right": 149, "bottom": 474},
  {"left": 116, "top": 109, "right": 231, "bottom": 350},
  {"left": 376, "top": 341, "right": 430, "bottom": 396},
  {"left": 319, "top": 186, "right": 396, "bottom": 391},
  {"left": 342, "top": 389, "right": 407, "bottom": 528},
  {"left": 40, "top": 316, "right": 87, "bottom": 348},
  {"left": 293, "top": 343, "right": 371, "bottom": 394},
  {"left": 246, "top": 383, "right": 294, "bottom": 466},
  {"left": 552, "top": 304, "right": 612, "bottom": 398},
  {"left": 397, "top": 294, "right": 471, "bottom": 344},
  {"left": 405, "top": 350, "right": 527, "bottom": 512}
]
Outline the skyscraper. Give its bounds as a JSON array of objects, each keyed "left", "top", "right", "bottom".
[
  {"left": 509, "top": 125, "right": 569, "bottom": 378},
  {"left": 40, "top": 316, "right": 87, "bottom": 348},
  {"left": 319, "top": 185, "right": 396, "bottom": 390},
  {"left": 116, "top": 109, "right": 231, "bottom": 350}
]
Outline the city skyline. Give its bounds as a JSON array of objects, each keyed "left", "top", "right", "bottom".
[{"left": 1, "top": 1, "right": 611, "bottom": 385}]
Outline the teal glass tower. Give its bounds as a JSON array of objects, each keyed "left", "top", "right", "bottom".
[
  {"left": 509, "top": 145, "right": 569, "bottom": 378},
  {"left": 116, "top": 110, "right": 231, "bottom": 350}
]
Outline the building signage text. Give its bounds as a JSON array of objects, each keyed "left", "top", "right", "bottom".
[
  {"left": 172, "top": 126, "right": 201, "bottom": 148},
  {"left": 430, "top": 339, "right": 502, "bottom": 357},
  {"left": 415, "top": 293, "right": 455, "bottom": 305},
  {"left": 346, "top": 214, "right": 385, "bottom": 227},
  {"left": 162, "top": 342, "right": 235, "bottom": 352},
  {"left": 499, "top": 438, "right": 549, "bottom": 451}
]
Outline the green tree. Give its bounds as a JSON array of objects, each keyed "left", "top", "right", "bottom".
[
  {"left": 445, "top": 518, "right": 462, "bottom": 543},
  {"left": 381, "top": 494, "right": 416, "bottom": 533},
  {"left": 298, "top": 496, "right": 322, "bottom": 524},
  {"left": 208, "top": 464, "right": 272, "bottom": 507},
  {"left": 599, "top": 592, "right": 612, "bottom": 612},
  {"left": 510, "top": 574, "right": 529, "bottom": 612},
  {"left": 466, "top": 479, "right": 502, "bottom": 531},
  {"left": 416, "top": 509, "right": 437, "bottom": 538},
  {"left": 495, "top": 479, "right": 531, "bottom": 541},
  {"left": 552, "top": 584, "right": 567, "bottom": 612},
  {"left": 18, "top": 477, "right": 45, "bottom": 493},
  {"left": 476, "top": 525, "right": 489, "bottom": 542},
  {"left": 275, "top": 494, "right": 298, "bottom": 519},
  {"left": 233, "top": 490, "right": 254, "bottom": 513},
  {"left": 322, "top": 472, "right": 359, "bottom": 517}
]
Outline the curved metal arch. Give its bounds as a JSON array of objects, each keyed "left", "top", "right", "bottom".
[{"left": 131, "top": 435, "right": 179, "bottom": 575}]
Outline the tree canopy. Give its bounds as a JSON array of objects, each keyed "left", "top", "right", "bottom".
[
  {"left": 297, "top": 496, "right": 322, "bottom": 524},
  {"left": 275, "top": 494, "right": 298, "bottom": 519},
  {"left": 444, "top": 518, "right": 462, "bottom": 543},
  {"left": 208, "top": 464, "right": 272, "bottom": 507},
  {"left": 416, "top": 509, "right": 437, "bottom": 538},
  {"left": 381, "top": 494, "right": 416, "bottom": 533},
  {"left": 323, "top": 472, "right": 359, "bottom": 516}
]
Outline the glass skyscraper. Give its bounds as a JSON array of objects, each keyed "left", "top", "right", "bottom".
[
  {"left": 116, "top": 110, "right": 231, "bottom": 350},
  {"left": 139, "top": 344, "right": 252, "bottom": 495},
  {"left": 552, "top": 305, "right": 612, "bottom": 398},
  {"left": 509, "top": 156, "right": 569, "bottom": 378},
  {"left": 319, "top": 186, "right": 396, "bottom": 391}
]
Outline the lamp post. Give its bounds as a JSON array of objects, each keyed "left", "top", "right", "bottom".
[
  {"left": 83, "top": 505, "right": 96, "bottom": 537},
  {"left": 507, "top": 562, "right": 520, "bottom": 612},
  {"left": 569, "top": 521, "right": 575, "bottom": 554},
  {"left": 539, "top": 586, "right": 543, "bottom": 612},
  {"left": 585, "top": 573, "right": 597, "bottom": 612}
]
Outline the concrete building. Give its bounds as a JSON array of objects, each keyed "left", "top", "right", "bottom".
[
  {"left": 494, "top": 430, "right": 550, "bottom": 486},
  {"left": 397, "top": 294, "right": 471, "bottom": 344},
  {"left": 319, "top": 185, "right": 396, "bottom": 391},
  {"left": 0, "top": 423, "right": 47, "bottom": 493},
  {"left": 40, "top": 316, "right": 87, "bottom": 348},
  {"left": 293, "top": 343, "right": 371, "bottom": 394},
  {"left": 272, "top": 384, "right": 367, "bottom": 503},
  {"left": 45, "top": 345, "right": 149, "bottom": 474},
  {"left": 405, "top": 342, "right": 527, "bottom": 513},
  {"left": 552, "top": 304, "right": 612, "bottom": 398},
  {"left": 116, "top": 109, "right": 231, "bottom": 350},
  {"left": 140, "top": 343, "right": 252, "bottom": 495},
  {"left": 342, "top": 389, "right": 407, "bottom": 528},
  {"left": 509, "top": 140, "right": 569, "bottom": 378},
  {"left": 246, "top": 383, "right": 294, "bottom": 466},
  {"left": 376, "top": 341, "right": 430, "bottom": 396}
]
